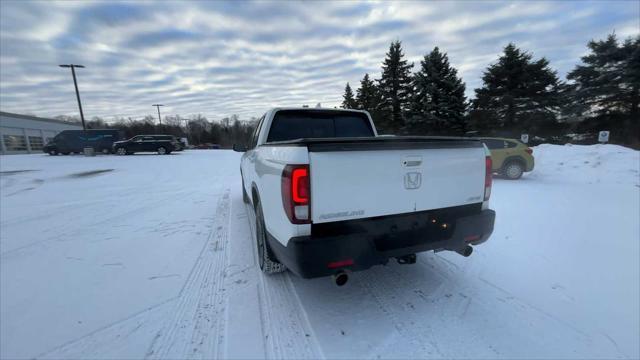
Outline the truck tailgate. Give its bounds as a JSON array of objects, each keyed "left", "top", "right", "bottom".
[{"left": 308, "top": 139, "right": 486, "bottom": 223}]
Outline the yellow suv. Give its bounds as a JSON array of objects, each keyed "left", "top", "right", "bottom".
[{"left": 479, "top": 137, "right": 535, "bottom": 180}]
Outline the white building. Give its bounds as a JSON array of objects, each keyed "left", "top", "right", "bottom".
[{"left": 0, "top": 111, "right": 82, "bottom": 154}]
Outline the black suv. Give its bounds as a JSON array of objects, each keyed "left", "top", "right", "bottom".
[{"left": 113, "top": 135, "right": 177, "bottom": 155}]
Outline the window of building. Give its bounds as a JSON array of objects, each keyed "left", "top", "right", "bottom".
[
  {"left": 28, "top": 136, "right": 44, "bottom": 150},
  {"left": 3, "top": 135, "right": 27, "bottom": 151}
]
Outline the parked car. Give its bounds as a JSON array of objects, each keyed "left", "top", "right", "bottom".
[
  {"left": 112, "top": 135, "right": 177, "bottom": 155},
  {"left": 43, "top": 129, "right": 125, "bottom": 155},
  {"left": 235, "top": 108, "right": 495, "bottom": 285},
  {"left": 478, "top": 137, "right": 534, "bottom": 180}
]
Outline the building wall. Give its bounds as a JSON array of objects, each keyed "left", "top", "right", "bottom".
[{"left": 0, "top": 112, "right": 82, "bottom": 154}]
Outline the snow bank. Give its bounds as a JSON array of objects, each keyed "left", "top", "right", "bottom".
[{"left": 528, "top": 143, "right": 639, "bottom": 186}]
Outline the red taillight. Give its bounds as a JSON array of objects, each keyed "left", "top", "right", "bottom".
[
  {"left": 464, "top": 234, "right": 480, "bottom": 242},
  {"left": 282, "top": 164, "right": 310, "bottom": 224},
  {"left": 327, "top": 259, "right": 354, "bottom": 269},
  {"left": 525, "top": 148, "right": 533, "bottom": 155},
  {"left": 291, "top": 168, "right": 309, "bottom": 204},
  {"left": 484, "top": 156, "right": 492, "bottom": 201}
]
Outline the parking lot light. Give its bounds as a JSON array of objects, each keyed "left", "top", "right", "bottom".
[
  {"left": 59, "top": 64, "right": 86, "bottom": 130},
  {"left": 152, "top": 104, "right": 165, "bottom": 125}
]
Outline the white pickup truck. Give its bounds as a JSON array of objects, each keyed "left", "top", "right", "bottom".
[{"left": 235, "top": 108, "right": 495, "bottom": 285}]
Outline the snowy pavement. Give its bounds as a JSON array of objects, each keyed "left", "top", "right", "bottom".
[{"left": 1, "top": 145, "right": 638, "bottom": 359}]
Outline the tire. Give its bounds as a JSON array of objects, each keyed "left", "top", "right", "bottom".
[
  {"left": 242, "top": 185, "right": 250, "bottom": 204},
  {"left": 255, "top": 202, "right": 286, "bottom": 274},
  {"left": 101, "top": 148, "right": 111, "bottom": 155},
  {"left": 48, "top": 149, "right": 58, "bottom": 156},
  {"left": 503, "top": 161, "right": 524, "bottom": 180},
  {"left": 157, "top": 147, "right": 167, "bottom": 155},
  {"left": 116, "top": 147, "right": 127, "bottom": 155}
]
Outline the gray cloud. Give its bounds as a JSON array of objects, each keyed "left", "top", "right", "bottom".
[{"left": 0, "top": 0, "right": 638, "bottom": 122}]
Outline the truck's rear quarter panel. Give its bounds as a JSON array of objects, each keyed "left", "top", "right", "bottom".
[{"left": 253, "top": 146, "right": 310, "bottom": 244}]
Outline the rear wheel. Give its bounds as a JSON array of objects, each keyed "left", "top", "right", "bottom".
[
  {"left": 255, "top": 202, "right": 286, "bottom": 274},
  {"left": 504, "top": 161, "right": 524, "bottom": 180},
  {"left": 242, "top": 186, "right": 250, "bottom": 204},
  {"left": 48, "top": 149, "right": 58, "bottom": 156},
  {"left": 157, "top": 147, "right": 167, "bottom": 155}
]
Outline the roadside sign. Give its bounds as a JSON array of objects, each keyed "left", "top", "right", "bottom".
[
  {"left": 521, "top": 134, "right": 529, "bottom": 144},
  {"left": 598, "top": 131, "right": 610, "bottom": 143}
]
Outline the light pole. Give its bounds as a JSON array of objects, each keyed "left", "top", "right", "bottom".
[
  {"left": 152, "top": 104, "right": 164, "bottom": 125},
  {"left": 59, "top": 64, "right": 86, "bottom": 130}
]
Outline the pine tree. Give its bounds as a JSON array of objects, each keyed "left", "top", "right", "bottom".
[
  {"left": 566, "top": 34, "right": 639, "bottom": 132},
  {"left": 341, "top": 83, "right": 357, "bottom": 109},
  {"left": 377, "top": 41, "right": 413, "bottom": 133},
  {"left": 471, "top": 43, "right": 561, "bottom": 134},
  {"left": 356, "top": 73, "right": 382, "bottom": 123},
  {"left": 408, "top": 47, "right": 467, "bottom": 135}
]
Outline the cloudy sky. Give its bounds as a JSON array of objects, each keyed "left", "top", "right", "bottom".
[{"left": 0, "top": 1, "right": 638, "bottom": 122}]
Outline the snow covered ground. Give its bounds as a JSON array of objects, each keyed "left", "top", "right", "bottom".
[{"left": 1, "top": 145, "right": 638, "bottom": 359}]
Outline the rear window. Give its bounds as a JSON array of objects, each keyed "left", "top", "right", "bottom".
[
  {"left": 266, "top": 110, "right": 374, "bottom": 143},
  {"left": 481, "top": 139, "right": 506, "bottom": 149}
]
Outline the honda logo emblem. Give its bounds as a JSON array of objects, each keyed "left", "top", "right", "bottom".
[{"left": 404, "top": 172, "right": 422, "bottom": 189}]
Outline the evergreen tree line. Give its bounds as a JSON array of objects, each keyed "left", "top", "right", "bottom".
[
  {"left": 58, "top": 113, "right": 257, "bottom": 148},
  {"left": 341, "top": 34, "right": 639, "bottom": 146}
]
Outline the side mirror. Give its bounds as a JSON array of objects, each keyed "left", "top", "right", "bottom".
[{"left": 232, "top": 143, "right": 247, "bottom": 152}]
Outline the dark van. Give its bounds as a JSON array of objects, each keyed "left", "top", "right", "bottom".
[{"left": 43, "top": 129, "right": 125, "bottom": 155}]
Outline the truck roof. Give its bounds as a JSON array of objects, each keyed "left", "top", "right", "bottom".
[
  {"left": 477, "top": 137, "right": 523, "bottom": 142},
  {"left": 269, "top": 107, "right": 369, "bottom": 114}
]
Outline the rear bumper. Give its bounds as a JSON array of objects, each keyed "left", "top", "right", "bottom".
[
  {"left": 267, "top": 208, "right": 495, "bottom": 279},
  {"left": 526, "top": 157, "right": 535, "bottom": 172}
]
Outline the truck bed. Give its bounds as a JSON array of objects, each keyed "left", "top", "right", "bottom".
[{"left": 265, "top": 136, "right": 482, "bottom": 151}]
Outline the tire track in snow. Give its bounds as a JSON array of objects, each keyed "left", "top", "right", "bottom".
[
  {"left": 1, "top": 189, "right": 195, "bottom": 257},
  {"left": 0, "top": 186, "right": 144, "bottom": 228},
  {"left": 244, "top": 203, "right": 324, "bottom": 359},
  {"left": 413, "top": 254, "right": 603, "bottom": 357},
  {"left": 356, "top": 266, "right": 445, "bottom": 358},
  {"left": 35, "top": 189, "right": 231, "bottom": 359},
  {"left": 38, "top": 300, "right": 173, "bottom": 359},
  {"left": 145, "top": 189, "right": 231, "bottom": 359}
]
